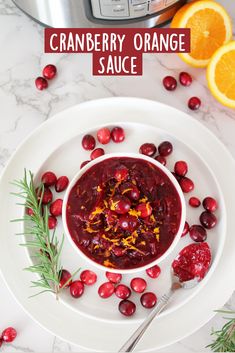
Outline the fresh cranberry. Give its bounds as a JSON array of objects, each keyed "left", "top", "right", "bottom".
[
  {"left": 48, "top": 215, "right": 57, "bottom": 229},
  {"left": 55, "top": 176, "right": 69, "bottom": 192},
  {"left": 115, "top": 284, "right": 131, "bottom": 299},
  {"left": 200, "top": 211, "right": 217, "bottom": 229},
  {"left": 50, "top": 199, "right": 63, "bottom": 217},
  {"left": 174, "top": 161, "right": 188, "bottom": 176},
  {"left": 188, "top": 97, "right": 201, "bottom": 110},
  {"left": 155, "top": 155, "right": 166, "bottom": 166},
  {"left": 111, "top": 127, "right": 125, "bottom": 143},
  {"left": 80, "top": 160, "right": 90, "bottom": 169},
  {"left": 146, "top": 265, "right": 161, "bottom": 279},
  {"left": 120, "top": 182, "right": 140, "bottom": 201},
  {"left": 37, "top": 187, "right": 53, "bottom": 204},
  {"left": 162, "top": 76, "right": 177, "bottom": 91},
  {"left": 189, "top": 197, "right": 201, "bottom": 208},
  {"left": 110, "top": 195, "right": 131, "bottom": 215},
  {"left": 43, "top": 64, "right": 57, "bottom": 80},
  {"left": 35, "top": 77, "right": 48, "bottom": 90},
  {"left": 158, "top": 141, "right": 173, "bottom": 157},
  {"left": 202, "top": 197, "right": 218, "bottom": 213},
  {"left": 59, "top": 269, "right": 72, "bottom": 288},
  {"left": 26, "top": 207, "right": 34, "bottom": 216},
  {"left": 70, "top": 280, "right": 84, "bottom": 298},
  {"left": 130, "top": 278, "right": 147, "bottom": 293},
  {"left": 179, "top": 177, "right": 194, "bottom": 193},
  {"left": 119, "top": 300, "right": 136, "bottom": 317},
  {"left": 98, "top": 282, "right": 115, "bottom": 298},
  {"left": 189, "top": 225, "right": 207, "bottom": 242},
  {"left": 119, "top": 214, "right": 138, "bottom": 232},
  {"left": 41, "top": 171, "right": 57, "bottom": 186},
  {"left": 90, "top": 148, "right": 105, "bottom": 160},
  {"left": 106, "top": 272, "right": 122, "bottom": 284},
  {"left": 82, "top": 134, "right": 96, "bottom": 151},
  {"left": 136, "top": 203, "right": 152, "bottom": 218},
  {"left": 139, "top": 143, "right": 157, "bottom": 157},
  {"left": 140, "top": 292, "right": 157, "bottom": 309},
  {"left": 97, "top": 128, "right": 111, "bottom": 145},
  {"left": 115, "top": 165, "right": 128, "bottom": 182},
  {"left": 179, "top": 72, "right": 192, "bottom": 87},
  {"left": 1, "top": 327, "right": 17, "bottom": 343},
  {"left": 80, "top": 270, "right": 97, "bottom": 285},
  {"left": 181, "top": 221, "right": 189, "bottom": 237}
]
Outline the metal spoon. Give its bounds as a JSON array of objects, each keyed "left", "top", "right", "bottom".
[{"left": 118, "top": 272, "right": 199, "bottom": 352}]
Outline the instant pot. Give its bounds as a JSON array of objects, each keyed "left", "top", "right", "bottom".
[{"left": 12, "top": 0, "right": 186, "bottom": 28}]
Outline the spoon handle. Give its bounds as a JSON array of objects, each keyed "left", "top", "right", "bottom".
[{"left": 119, "top": 289, "right": 174, "bottom": 352}]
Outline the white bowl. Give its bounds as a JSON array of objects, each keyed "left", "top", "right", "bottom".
[{"left": 62, "top": 152, "right": 186, "bottom": 274}]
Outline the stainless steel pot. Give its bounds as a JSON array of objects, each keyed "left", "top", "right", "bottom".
[{"left": 12, "top": 0, "right": 186, "bottom": 28}]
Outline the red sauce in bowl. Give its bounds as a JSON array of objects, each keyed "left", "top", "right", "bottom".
[{"left": 66, "top": 157, "right": 182, "bottom": 270}]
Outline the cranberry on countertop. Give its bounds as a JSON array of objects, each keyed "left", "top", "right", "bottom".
[
  {"left": 162, "top": 76, "right": 177, "bottom": 91},
  {"left": 188, "top": 97, "right": 201, "bottom": 111},
  {"left": 111, "top": 127, "right": 125, "bottom": 143},
  {"left": 179, "top": 72, "right": 192, "bottom": 87},
  {"left": 43, "top": 64, "right": 57, "bottom": 80},
  {"left": 119, "top": 300, "right": 136, "bottom": 317},
  {"left": 1, "top": 327, "right": 17, "bottom": 343},
  {"left": 35, "top": 77, "right": 48, "bottom": 91}
]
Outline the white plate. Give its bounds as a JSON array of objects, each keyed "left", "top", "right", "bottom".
[{"left": 0, "top": 97, "right": 235, "bottom": 351}]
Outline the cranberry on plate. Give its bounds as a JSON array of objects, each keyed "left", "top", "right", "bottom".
[
  {"left": 202, "top": 197, "right": 218, "bottom": 213},
  {"left": 189, "top": 225, "right": 207, "bottom": 242},
  {"left": 181, "top": 221, "right": 189, "bottom": 237},
  {"left": 111, "top": 127, "right": 125, "bottom": 143},
  {"left": 97, "top": 128, "right": 111, "bottom": 145},
  {"left": 82, "top": 134, "right": 96, "bottom": 151},
  {"left": 55, "top": 176, "right": 69, "bottom": 192},
  {"left": 139, "top": 143, "right": 156, "bottom": 157},
  {"left": 80, "top": 270, "right": 97, "bottom": 285},
  {"left": 155, "top": 155, "right": 166, "bottom": 166},
  {"left": 70, "top": 280, "right": 84, "bottom": 298},
  {"left": 146, "top": 265, "right": 161, "bottom": 279},
  {"left": 141, "top": 292, "right": 157, "bottom": 309},
  {"left": 115, "top": 284, "right": 131, "bottom": 299},
  {"left": 119, "top": 300, "right": 136, "bottom": 317},
  {"left": 37, "top": 187, "right": 53, "bottom": 204},
  {"left": 189, "top": 197, "right": 201, "bottom": 208},
  {"left": 200, "top": 211, "right": 217, "bottom": 229},
  {"left": 80, "top": 160, "right": 90, "bottom": 169},
  {"left": 130, "top": 278, "right": 147, "bottom": 293},
  {"left": 179, "top": 177, "right": 194, "bottom": 193},
  {"left": 98, "top": 282, "right": 115, "bottom": 298},
  {"left": 59, "top": 269, "right": 72, "bottom": 288},
  {"left": 174, "top": 161, "right": 188, "bottom": 177},
  {"left": 106, "top": 272, "right": 122, "bottom": 284},
  {"left": 50, "top": 199, "right": 63, "bottom": 217},
  {"left": 41, "top": 171, "right": 57, "bottom": 186},
  {"left": 90, "top": 148, "right": 105, "bottom": 160},
  {"left": 48, "top": 215, "right": 57, "bottom": 229},
  {"left": 158, "top": 141, "right": 173, "bottom": 157}
]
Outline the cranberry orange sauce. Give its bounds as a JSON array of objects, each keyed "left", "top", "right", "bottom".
[{"left": 66, "top": 157, "right": 182, "bottom": 270}]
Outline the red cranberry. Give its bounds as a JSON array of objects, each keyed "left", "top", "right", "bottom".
[
  {"left": 188, "top": 97, "right": 201, "bottom": 110},
  {"left": 139, "top": 143, "right": 157, "bottom": 157},
  {"left": 155, "top": 155, "right": 166, "bottom": 166},
  {"left": 98, "top": 282, "right": 115, "bottom": 298},
  {"left": 189, "top": 225, "right": 207, "bottom": 242},
  {"left": 162, "top": 76, "right": 177, "bottom": 91},
  {"left": 37, "top": 187, "right": 53, "bottom": 204},
  {"left": 26, "top": 207, "right": 34, "bottom": 216},
  {"left": 179, "top": 72, "right": 192, "bottom": 86},
  {"left": 110, "top": 195, "right": 131, "bottom": 215},
  {"left": 1, "top": 327, "right": 17, "bottom": 343},
  {"left": 70, "top": 280, "right": 84, "bottom": 298},
  {"left": 59, "top": 269, "right": 72, "bottom": 288},
  {"left": 158, "top": 141, "right": 173, "bottom": 157},
  {"left": 80, "top": 160, "right": 90, "bottom": 169},
  {"left": 179, "top": 177, "right": 194, "bottom": 193},
  {"left": 174, "top": 161, "right": 188, "bottom": 176},
  {"left": 146, "top": 265, "right": 161, "bottom": 279},
  {"left": 200, "top": 211, "right": 217, "bottom": 229},
  {"left": 97, "top": 128, "right": 111, "bottom": 145},
  {"left": 115, "top": 165, "right": 128, "bottom": 182},
  {"left": 41, "top": 171, "right": 57, "bottom": 186},
  {"left": 119, "top": 300, "right": 136, "bottom": 317},
  {"left": 130, "top": 278, "right": 147, "bottom": 293},
  {"left": 55, "top": 176, "right": 69, "bottom": 192},
  {"left": 181, "top": 221, "right": 190, "bottom": 237},
  {"left": 82, "top": 134, "right": 96, "bottom": 151},
  {"left": 136, "top": 203, "right": 152, "bottom": 218},
  {"left": 106, "top": 272, "right": 122, "bottom": 284},
  {"left": 140, "top": 292, "right": 157, "bottom": 309},
  {"left": 115, "top": 284, "right": 131, "bottom": 299},
  {"left": 119, "top": 214, "right": 138, "bottom": 232},
  {"left": 189, "top": 197, "right": 201, "bottom": 208},
  {"left": 80, "top": 270, "right": 97, "bottom": 285},
  {"left": 111, "top": 127, "right": 125, "bottom": 143},
  {"left": 48, "top": 215, "right": 57, "bottom": 229},
  {"left": 202, "top": 197, "right": 218, "bottom": 213},
  {"left": 50, "top": 199, "right": 63, "bottom": 217},
  {"left": 43, "top": 64, "right": 57, "bottom": 80},
  {"left": 90, "top": 148, "right": 104, "bottom": 160},
  {"left": 120, "top": 182, "right": 140, "bottom": 201},
  {"left": 112, "top": 246, "right": 125, "bottom": 257},
  {"left": 35, "top": 77, "right": 48, "bottom": 90}
]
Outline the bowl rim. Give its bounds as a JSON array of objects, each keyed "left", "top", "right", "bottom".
[{"left": 62, "top": 152, "right": 186, "bottom": 274}]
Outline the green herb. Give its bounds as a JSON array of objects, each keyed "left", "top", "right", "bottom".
[
  {"left": 11, "top": 169, "right": 79, "bottom": 299},
  {"left": 207, "top": 310, "right": 235, "bottom": 352}
]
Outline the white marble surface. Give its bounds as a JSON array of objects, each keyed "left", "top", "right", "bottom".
[{"left": 0, "top": 0, "right": 235, "bottom": 351}]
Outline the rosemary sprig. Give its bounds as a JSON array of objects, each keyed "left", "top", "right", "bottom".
[
  {"left": 11, "top": 169, "right": 79, "bottom": 299},
  {"left": 207, "top": 310, "right": 235, "bottom": 352}
]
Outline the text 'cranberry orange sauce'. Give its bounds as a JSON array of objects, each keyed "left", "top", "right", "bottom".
[{"left": 65, "top": 154, "right": 185, "bottom": 272}]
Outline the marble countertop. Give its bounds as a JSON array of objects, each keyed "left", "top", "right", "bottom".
[{"left": 0, "top": 0, "right": 235, "bottom": 351}]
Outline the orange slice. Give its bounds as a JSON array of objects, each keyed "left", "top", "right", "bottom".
[
  {"left": 207, "top": 41, "right": 235, "bottom": 109},
  {"left": 171, "top": 1, "right": 232, "bottom": 67}
]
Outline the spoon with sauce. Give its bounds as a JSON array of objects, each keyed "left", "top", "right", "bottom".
[{"left": 119, "top": 242, "right": 212, "bottom": 352}]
